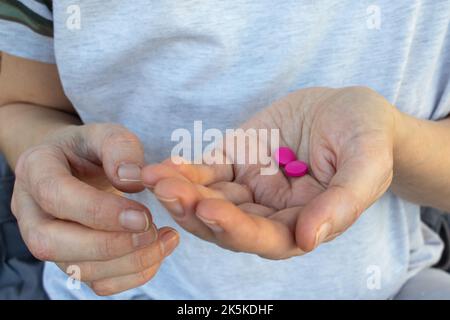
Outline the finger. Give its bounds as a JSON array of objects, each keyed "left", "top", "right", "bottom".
[
  {"left": 237, "top": 202, "right": 276, "bottom": 217},
  {"left": 208, "top": 182, "right": 253, "bottom": 204},
  {"left": 81, "top": 123, "right": 146, "bottom": 193},
  {"left": 141, "top": 163, "right": 190, "bottom": 188},
  {"left": 29, "top": 219, "right": 158, "bottom": 262},
  {"left": 149, "top": 169, "right": 252, "bottom": 205},
  {"left": 161, "top": 124, "right": 275, "bottom": 186},
  {"left": 57, "top": 227, "right": 179, "bottom": 281},
  {"left": 18, "top": 145, "right": 152, "bottom": 232},
  {"left": 295, "top": 152, "right": 393, "bottom": 252},
  {"left": 154, "top": 178, "right": 255, "bottom": 241},
  {"left": 90, "top": 263, "right": 161, "bottom": 296},
  {"left": 195, "top": 199, "right": 303, "bottom": 259},
  {"left": 161, "top": 157, "right": 234, "bottom": 186},
  {"left": 153, "top": 178, "right": 216, "bottom": 241},
  {"left": 13, "top": 186, "right": 158, "bottom": 262}
]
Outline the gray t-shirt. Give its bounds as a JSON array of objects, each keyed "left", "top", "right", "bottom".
[{"left": 1, "top": 0, "right": 449, "bottom": 299}]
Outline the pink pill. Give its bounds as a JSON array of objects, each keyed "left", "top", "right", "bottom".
[
  {"left": 285, "top": 160, "right": 308, "bottom": 177},
  {"left": 274, "top": 147, "right": 297, "bottom": 166}
]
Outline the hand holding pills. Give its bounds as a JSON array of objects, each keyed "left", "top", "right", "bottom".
[{"left": 143, "top": 86, "right": 398, "bottom": 259}]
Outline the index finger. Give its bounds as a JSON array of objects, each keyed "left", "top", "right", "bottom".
[
  {"left": 18, "top": 145, "right": 152, "bottom": 232},
  {"left": 12, "top": 185, "right": 158, "bottom": 262},
  {"left": 143, "top": 156, "right": 234, "bottom": 188},
  {"left": 195, "top": 198, "right": 302, "bottom": 259}
]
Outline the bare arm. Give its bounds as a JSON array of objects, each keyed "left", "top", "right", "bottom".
[
  {"left": 0, "top": 52, "right": 80, "bottom": 168},
  {"left": 393, "top": 111, "right": 450, "bottom": 212},
  {"left": 0, "top": 52, "right": 178, "bottom": 296}
]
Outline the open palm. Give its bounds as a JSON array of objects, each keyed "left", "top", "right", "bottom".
[{"left": 142, "top": 86, "right": 397, "bottom": 259}]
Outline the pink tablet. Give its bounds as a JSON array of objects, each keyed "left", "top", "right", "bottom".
[
  {"left": 274, "top": 147, "right": 297, "bottom": 167},
  {"left": 285, "top": 160, "right": 308, "bottom": 177}
]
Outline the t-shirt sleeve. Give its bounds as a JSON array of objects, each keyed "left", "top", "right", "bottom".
[{"left": 0, "top": 0, "right": 54, "bottom": 63}]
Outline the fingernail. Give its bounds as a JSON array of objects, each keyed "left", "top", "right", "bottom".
[
  {"left": 196, "top": 215, "right": 224, "bottom": 233},
  {"left": 118, "top": 163, "right": 142, "bottom": 182},
  {"left": 155, "top": 195, "right": 184, "bottom": 218},
  {"left": 159, "top": 230, "right": 179, "bottom": 257},
  {"left": 315, "top": 222, "right": 332, "bottom": 248},
  {"left": 132, "top": 224, "right": 158, "bottom": 248},
  {"left": 119, "top": 209, "right": 149, "bottom": 231}
]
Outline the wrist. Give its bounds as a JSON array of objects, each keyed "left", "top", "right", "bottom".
[
  {"left": 391, "top": 108, "right": 434, "bottom": 193},
  {"left": 0, "top": 103, "right": 81, "bottom": 169},
  {"left": 391, "top": 107, "right": 419, "bottom": 190},
  {"left": 392, "top": 108, "right": 409, "bottom": 166}
]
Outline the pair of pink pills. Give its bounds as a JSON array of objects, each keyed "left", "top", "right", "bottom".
[{"left": 274, "top": 147, "right": 308, "bottom": 177}]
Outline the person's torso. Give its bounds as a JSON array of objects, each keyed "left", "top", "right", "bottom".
[{"left": 44, "top": 0, "right": 449, "bottom": 299}]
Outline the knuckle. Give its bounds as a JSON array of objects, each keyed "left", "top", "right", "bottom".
[
  {"left": 91, "top": 281, "right": 115, "bottom": 296},
  {"left": 136, "top": 270, "right": 149, "bottom": 283},
  {"left": 136, "top": 267, "right": 157, "bottom": 283},
  {"left": 34, "top": 175, "right": 60, "bottom": 213},
  {"left": 344, "top": 85, "right": 375, "bottom": 96},
  {"left": 95, "top": 236, "right": 115, "bottom": 260},
  {"left": 97, "top": 123, "right": 126, "bottom": 133},
  {"left": 131, "top": 249, "right": 154, "bottom": 272},
  {"left": 14, "top": 146, "right": 47, "bottom": 182},
  {"left": 103, "top": 127, "right": 143, "bottom": 158},
  {"left": 94, "top": 233, "right": 124, "bottom": 260},
  {"left": 104, "top": 124, "right": 140, "bottom": 145},
  {"left": 86, "top": 196, "right": 107, "bottom": 228},
  {"left": 10, "top": 191, "right": 18, "bottom": 218},
  {"left": 25, "top": 227, "right": 54, "bottom": 261}
]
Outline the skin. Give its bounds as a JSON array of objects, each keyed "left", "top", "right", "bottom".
[
  {"left": 141, "top": 86, "right": 450, "bottom": 259},
  {"left": 1, "top": 52, "right": 450, "bottom": 293},
  {"left": 0, "top": 53, "right": 179, "bottom": 296}
]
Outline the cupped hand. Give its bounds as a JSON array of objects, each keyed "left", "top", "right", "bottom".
[
  {"left": 142, "top": 87, "right": 398, "bottom": 259},
  {"left": 11, "top": 123, "right": 179, "bottom": 295}
]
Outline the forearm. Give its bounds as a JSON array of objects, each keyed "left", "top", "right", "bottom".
[
  {"left": 392, "top": 110, "right": 450, "bottom": 211},
  {"left": 0, "top": 103, "right": 81, "bottom": 169}
]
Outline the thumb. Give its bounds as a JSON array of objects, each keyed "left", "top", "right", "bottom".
[
  {"left": 295, "top": 152, "right": 393, "bottom": 252},
  {"left": 80, "top": 123, "right": 146, "bottom": 193}
]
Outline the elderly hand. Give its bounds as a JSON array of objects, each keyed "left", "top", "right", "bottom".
[
  {"left": 12, "top": 123, "right": 179, "bottom": 295},
  {"left": 142, "top": 87, "right": 398, "bottom": 259}
]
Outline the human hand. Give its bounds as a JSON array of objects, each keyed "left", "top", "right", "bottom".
[
  {"left": 142, "top": 87, "right": 398, "bottom": 259},
  {"left": 11, "top": 123, "right": 179, "bottom": 295}
]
